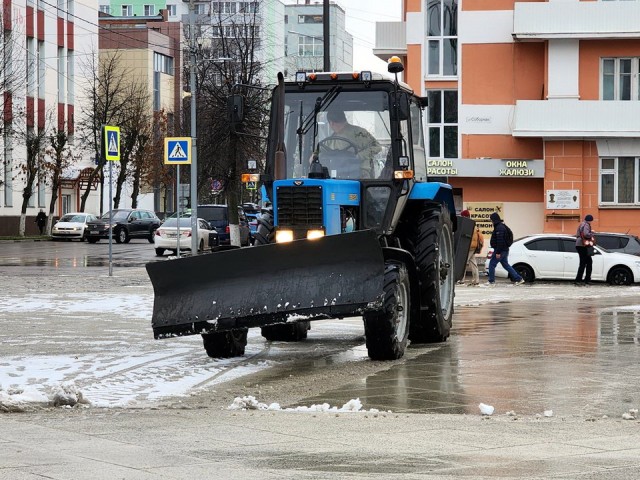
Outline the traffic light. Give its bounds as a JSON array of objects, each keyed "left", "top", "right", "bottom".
[{"left": 227, "top": 95, "right": 244, "bottom": 126}]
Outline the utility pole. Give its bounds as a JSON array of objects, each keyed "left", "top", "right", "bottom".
[
  {"left": 188, "top": 0, "right": 199, "bottom": 254},
  {"left": 323, "top": 0, "right": 330, "bottom": 72}
]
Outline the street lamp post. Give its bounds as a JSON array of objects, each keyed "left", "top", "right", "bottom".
[{"left": 188, "top": 0, "right": 198, "bottom": 254}]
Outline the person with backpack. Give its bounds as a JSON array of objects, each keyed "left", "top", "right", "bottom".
[
  {"left": 574, "top": 214, "right": 595, "bottom": 286},
  {"left": 487, "top": 212, "right": 525, "bottom": 286}
]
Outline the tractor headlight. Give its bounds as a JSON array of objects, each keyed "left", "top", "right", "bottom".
[
  {"left": 307, "top": 229, "right": 325, "bottom": 240},
  {"left": 276, "top": 229, "right": 294, "bottom": 243}
]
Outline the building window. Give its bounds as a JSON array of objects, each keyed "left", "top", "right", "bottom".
[
  {"left": 67, "top": 50, "right": 74, "bottom": 104},
  {"left": 298, "top": 35, "right": 323, "bottom": 57},
  {"left": 194, "top": 3, "right": 207, "bottom": 15},
  {"left": 600, "top": 157, "right": 640, "bottom": 204},
  {"left": 298, "top": 14, "right": 322, "bottom": 24},
  {"left": 58, "top": 48, "right": 65, "bottom": 103},
  {"left": 602, "top": 58, "right": 640, "bottom": 100},
  {"left": 154, "top": 52, "right": 174, "bottom": 75},
  {"left": 99, "top": 5, "right": 110, "bottom": 14},
  {"left": 167, "top": 4, "right": 176, "bottom": 16},
  {"left": 121, "top": 4, "right": 132, "bottom": 16},
  {"left": 426, "top": 90, "right": 458, "bottom": 158},
  {"left": 426, "top": 0, "right": 457, "bottom": 77},
  {"left": 153, "top": 71, "right": 160, "bottom": 111},
  {"left": 143, "top": 4, "right": 155, "bottom": 15},
  {"left": 38, "top": 41, "right": 45, "bottom": 99},
  {"left": 3, "top": 130, "right": 12, "bottom": 207},
  {"left": 212, "top": 2, "right": 235, "bottom": 14},
  {"left": 26, "top": 38, "right": 36, "bottom": 96}
]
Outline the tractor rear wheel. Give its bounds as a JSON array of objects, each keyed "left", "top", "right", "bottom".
[
  {"left": 261, "top": 322, "right": 310, "bottom": 341},
  {"left": 363, "top": 261, "right": 410, "bottom": 360},
  {"left": 201, "top": 328, "right": 248, "bottom": 358},
  {"left": 408, "top": 203, "right": 454, "bottom": 343},
  {"left": 253, "top": 211, "right": 275, "bottom": 245}
]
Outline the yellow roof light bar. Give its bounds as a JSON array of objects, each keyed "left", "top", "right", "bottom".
[{"left": 241, "top": 173, "right": 260, "bottom": 183}]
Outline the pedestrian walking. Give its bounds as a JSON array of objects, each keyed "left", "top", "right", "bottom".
[
  {"left": 459, "top": 209, "right": 483, "bottom": 286},
  {"left": 35, "top": 209, "right": 47, "bottom": 235},
  {"left": 486, "top": 212, "right": 525, "bottom": 286},
  {"left": 575, "top": 214, "right": 595, "bottom": 286}
]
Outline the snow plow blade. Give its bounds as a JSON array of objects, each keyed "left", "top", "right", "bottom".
[{"left": 146, "top": 230, "right": 385, "bottom": 338}]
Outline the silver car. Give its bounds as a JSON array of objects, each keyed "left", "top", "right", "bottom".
[{"left": 51, "top": 212, "right": 98, "bottom": 241}]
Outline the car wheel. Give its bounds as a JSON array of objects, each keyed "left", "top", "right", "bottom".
[
  {"left": 115, "top": 228, "right": 128, "bottom": 244},
  {"left": 514, "top": 264, "right": 535, "bottom": 283},
  {"left": 155, "top": 248, "right": 165, "bottom": 257},
  {"left": 198, "top": 239, "right": 204, "bottom": 252},
  {"left": 87, "top": 237, "right": 99, "bottom": 244},
  {"left": 148, "top": 228, "right": 157, "bottom": 243},
  {"left": 607, "top": 266, "right": 633, "bottom": 286}
]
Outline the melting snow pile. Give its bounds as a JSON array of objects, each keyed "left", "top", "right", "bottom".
[
  {"left": 1, "top": 382, "right": 90, "bottom": 412},
  {"left": 228, "top": 395, "right": 380, "bottom": 413}
]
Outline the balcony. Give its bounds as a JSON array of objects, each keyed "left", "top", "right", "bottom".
[
  {"left": 513, "top": 2, "right": 640, "bottom": 40},
  {"left": 373, "top": 21, "right": 406, "bottom": 61},
  {"left": 512, "top": 100, "right": 640, "bottom": 138}
]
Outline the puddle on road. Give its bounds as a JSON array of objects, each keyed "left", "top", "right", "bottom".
[
  {"left": 0, "top": 257, "right": 146, "bottom": 268},
  {"left": 297, "top": 296, "right": 640, "bottom": 417}
]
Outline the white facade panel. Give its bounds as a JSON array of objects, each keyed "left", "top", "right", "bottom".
[
  {"left": 547, "top": 39, "right": 579, "bottom": 99},
  {"left": 514, "top": 2, "right": 640, "bottom": 39},
  {"left": 406, "top": 12, "right": 423, "bottom": 45},
  {"left": 459, "top": 11, "right": 514, "bottom": 45},
  {"left": 596, "top": 139, "right": 640, "bottom": 157},
  {"left": 460, "top": 105, "right": 515, "bottom": 136},
  {"left": 513, "top": 100, "right": 640, "bottom": 138}
]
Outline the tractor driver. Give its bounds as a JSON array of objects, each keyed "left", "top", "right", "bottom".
[{"left": 321, "top": 109, "right": 382, "bottom": 179}]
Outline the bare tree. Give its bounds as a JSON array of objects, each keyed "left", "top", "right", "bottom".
[
  {"left": 136, "top": 110, "right": 172, "bottom": 210},
  {"left": 77, "top": 50, "right": 144, "bottom": 212},
  {"left": 0, "top": 9, "right": 29, "bottom": 193},
  {"left": 14, "top": 120, "right": 51, "bottom": 236},
  {"left": 187, "top": 7, "right": 270, "bottom": 244},
  {"left": 43, "top": 129, "right": 82, "bottom": 233}
]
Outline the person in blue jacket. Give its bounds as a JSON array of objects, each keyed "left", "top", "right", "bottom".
[{"left": 487, "top": 212, "right": 525, "bottom": 286}]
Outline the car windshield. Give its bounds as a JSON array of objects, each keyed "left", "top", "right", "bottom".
[
  {"left": 283, "top": 89, "right": 393, "bottom": 180},
  {"left": 101, "top": 211, "right": 129, "bottom": 221},
  {"left": 59, "top": 214, "right": 86, "bottom": 222},
  {"left": 161, "top": 218, "right": 193, "bottom": 228}
]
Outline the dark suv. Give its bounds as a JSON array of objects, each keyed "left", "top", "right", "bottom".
[
  {"left": 594, "top": 232, "right": 640, "bottom": 256},
  {"left": 86, "top": 209, "right": 161, "bottom": 244},
  {"left": 198, "top": 205, "right": 251, "bottom": 246}
]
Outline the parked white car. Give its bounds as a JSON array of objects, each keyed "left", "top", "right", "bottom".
[
  {"left": 51, "top": 212, "right": 98, "bottom": 241},
  {"left": 485, "top": 234, "right": 640, "bottom": 285},
  {"left": 154, "top": 217, "right": 218, "bottom": 256}
]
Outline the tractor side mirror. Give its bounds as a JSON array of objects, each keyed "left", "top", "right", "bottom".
[
  {"left": 390, "top": 92, "right": 409, "bottom": 121},
  {"left": 227, "top": 95, "right": 244, "bottom": 125}
]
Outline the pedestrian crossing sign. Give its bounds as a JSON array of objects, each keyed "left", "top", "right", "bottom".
[
  {"left": 164, "top": 137, "right": 192, "bottom": 165},
  {"left": 103, "top": 125, "right": 120, "bottom": 161}
]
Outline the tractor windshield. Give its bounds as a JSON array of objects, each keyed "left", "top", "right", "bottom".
[{"left": 284, "top": 90, "right": 392, "bottom": 180}]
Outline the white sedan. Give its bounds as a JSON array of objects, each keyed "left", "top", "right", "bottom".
[
  {"left": 154, "top": 217, "right": 218, "bottom": 256},
  {"left": 51, "top": 212, "right": 98, "bottom": 241},
  {"left": 485, "top": 234, "right": 640, "bottom": 285}
]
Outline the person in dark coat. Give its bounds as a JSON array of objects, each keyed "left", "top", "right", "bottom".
[
  {"left": 574, "top": 214, "right": 595, "bottom": 286},
  {"left": 35, "top": 209, "right": 47, "bottom": 235},
  {"left": 487, "top": 212, "right": 525, "bottom": 286}
]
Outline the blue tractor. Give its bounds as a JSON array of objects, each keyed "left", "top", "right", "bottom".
[{"left": 146, "top": 58, "right": 470, "bottom": 361}]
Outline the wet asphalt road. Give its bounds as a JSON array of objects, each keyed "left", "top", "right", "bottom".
[{"left": 2, "top": 239, "right": 640, "bottom": 418}]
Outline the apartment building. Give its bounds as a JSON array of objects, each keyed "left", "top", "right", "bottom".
[
  {"left": 283, "top": 0, "right": 353, "bottom": 75},
  {"left": 99, "top": 11, "right": 182, "bottom": 212},
  {"left": 376, "top": 0, "right": 640, "bottom": 239},
  {"left": 0, "top": 0, "right": 99, "bottom": 236}
]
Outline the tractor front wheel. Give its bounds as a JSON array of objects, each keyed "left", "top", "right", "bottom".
[{"left": 202, "top": 328, "right": 248, "bottom": 358}]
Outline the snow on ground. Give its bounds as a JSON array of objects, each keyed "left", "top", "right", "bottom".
[{"left": 2, "top": 279, "right": 639, "bottom": 411}]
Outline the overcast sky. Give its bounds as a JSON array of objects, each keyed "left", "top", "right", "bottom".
[{"left": 283, "top": 0, "right": 403, "bottom": 73}]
